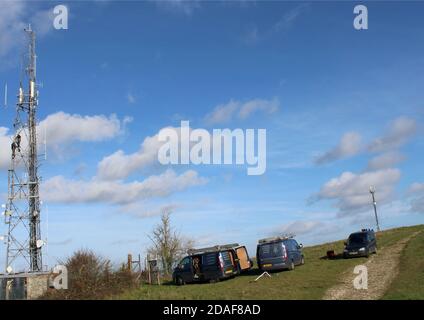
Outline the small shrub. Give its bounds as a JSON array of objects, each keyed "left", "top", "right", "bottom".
[{"left": 41, "top": 249, "right": 138, "bottom": 300}]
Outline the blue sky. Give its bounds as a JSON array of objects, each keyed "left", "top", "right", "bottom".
[{"left": 0, "top": 0, "right": 423, "bottom": 270}]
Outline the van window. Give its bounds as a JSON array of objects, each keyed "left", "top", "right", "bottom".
[
  {"left": 259, "top": 242, "right": 283, "bottom": 258},
  {"left": 291, "top": 239, "right": 299, "bottom": 249},
  {"left": 284, "top": 240, "right": 296, "bottom": 251},
  {"left": 220, "top": 251, "right": 233, "bottom": 266},
  {"left": 203, "top": 253, "right": 217, "bottom": 266},
  {"left": 180, "top": 257, "right": 191, "bottom": 271},
  {"left": 348, "top": 233, "right": 367, "bottom": 244}
]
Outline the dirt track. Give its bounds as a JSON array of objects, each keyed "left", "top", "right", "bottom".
[{"left": 323, "top": 231, "right": 421, "bottom": 300}]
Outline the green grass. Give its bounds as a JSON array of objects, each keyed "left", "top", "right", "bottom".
[
  {"left": 118, "top": 225, "right": 424, "bottom": 300},
  {"left": 383, "top": 229, "right": 424, "bottom": 300}
]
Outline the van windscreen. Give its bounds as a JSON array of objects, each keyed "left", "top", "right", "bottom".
[
  {"left": 348, "top": 233, "right": 367, "bottom": 244},
  {"left": 259, "top": 242, "right": 284, "bottom": 258}
]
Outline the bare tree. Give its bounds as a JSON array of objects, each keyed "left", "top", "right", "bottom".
[{"left": 147, "top": 210, "right": 194, "bottom": 275}]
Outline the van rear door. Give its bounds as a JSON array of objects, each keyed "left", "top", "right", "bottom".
[
  {"left": 235, "top": 246, "right": 251, "bottom": 271},
  {"left": 257, "top": 241, "right": 286, "bottom": 267},
  {"left": 202, "top": 252, "right": 222, "bottom": 281},
  {"left": 220, "top": 251, "right": 237, "bottom": 276}
]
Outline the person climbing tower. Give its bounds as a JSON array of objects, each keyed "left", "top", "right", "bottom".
[
  {"left": 11, "top": 134, "right": 21, "bottom": 159},
  {"left": 15, "top": 134, "right": 21, "bottom": 149}
]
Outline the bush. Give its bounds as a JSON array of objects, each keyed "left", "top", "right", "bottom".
[{"left": 41, "top": 249, "right": 138, "bottom": 300}]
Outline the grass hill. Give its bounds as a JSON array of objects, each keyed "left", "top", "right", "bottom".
[{"left": 118, "top": 224, "right": 424, "bottom": 300}]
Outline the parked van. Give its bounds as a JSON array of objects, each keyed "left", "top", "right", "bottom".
[
  {"left": 172, "top": 244, "right": 252, "bottom": 285},
  {"left": 256, "top": 236, "right": 304, "bottom": 272},
  {"left": 343, "top": 229, "right": 377, "bottom": 258}
]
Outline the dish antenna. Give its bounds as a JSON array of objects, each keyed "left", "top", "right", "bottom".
[{"left": 36, "top": 239, "right": 45, "bottom": 248}]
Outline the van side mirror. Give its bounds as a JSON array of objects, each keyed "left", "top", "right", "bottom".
[
  {"left": 298, "top": 244, "right": 303, "bottom": 249},
  {"left": 344, "top": 241, "right": 347, "bottom": 246}
]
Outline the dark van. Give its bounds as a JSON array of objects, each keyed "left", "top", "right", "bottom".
[
  {"left": 343, "top": 229, "right": 377, "bottom": 258},
  {"left": 256, "top": 236, "right": 304, "bottom": 272},
  {"left": 173, "top": 244, "right": 251, "bottom": 285}
]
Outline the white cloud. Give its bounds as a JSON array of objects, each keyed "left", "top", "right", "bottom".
[
  {"left": 0, "top": 127, "right": 11, "bottom": 169},
  {"left": 204, "top": 100, "right": 239, "bottom": 125},
  {"left": 411, "top": 199, "right": 424, "bottom": 214},
  {"left": 315, "top": 132, "right": 362, "bottom": 165},
  {"left": 0, "top": 1, "right": 55, "bottom": 64},
  {"left": 315, "top": 116, "right": 418, "bottom": 165},
  {"left": 409, "top": 183, "right": 424, "bottom": 214},
  {"left": 0, "top": 1, "right": 26, "bottom": 60},
  {"left": 366, "top": 151, "right": 405, "bottom": 171},
  {"left": 39, "top": 112, "right": 123, "bottom": 145},
  {"left": 238, "top": 98, "right": 279, "bottom": 119},
  {"left": 97, "top": 124, "right": 207, "bottom": 181},
  {"left": 73, "top": 163, "right": 87, "bottom": 176},
  {"left": 97, "top": 128, "right": 170, "bottom": 180},
  {"left": 204, "top": 97, "right": 279, "bottom": 125},
  {"left": 42, "top": 169, "right": 207, "bottom": 205},
  {"left": 30, "top": 7, "right": 55, "bottom": 37},
  {"left": 0, "top": 112, "right": 127, "bottom": 168},
  {"left": 409, "top": 182, "right": 424, "bottom": 193},
  {"left": 315, "top": 168, "right": 401, "bottom": 217},
  {"left": 368, "top": 116, "right": 417, "bottom": 153}
]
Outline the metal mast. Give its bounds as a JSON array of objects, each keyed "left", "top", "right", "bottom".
[
  {"left": 4, "top": 26, "right": 43, "bottom": 273},
  {"left": 369, "top": 186, "right": 381, "bottom": 232}
]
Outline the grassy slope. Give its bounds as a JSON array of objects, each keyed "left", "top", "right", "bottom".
[
  {"left": 119, "top": 225, "right": 424, "bottom": 300},
  {"left": 383, "top": 229, "right": 424, "bottom": 300}
]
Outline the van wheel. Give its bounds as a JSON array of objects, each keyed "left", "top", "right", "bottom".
[
  {"left": 175, "top": 276, "right": 185, "bottom": 286},
  {"left": 300, "top": 256, "right": 305, "bottom": 265},
  {"left": 288, "top": 261, "right": 295, "bottom": 271}
]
